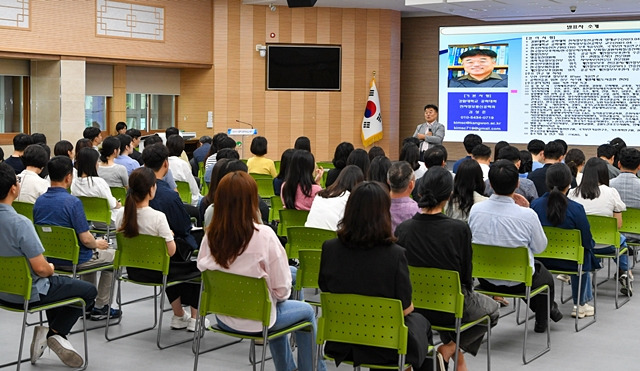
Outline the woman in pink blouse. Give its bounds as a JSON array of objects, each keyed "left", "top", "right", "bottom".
[{"left": 280, "top": 149, "right": 323, "bottom": 211}]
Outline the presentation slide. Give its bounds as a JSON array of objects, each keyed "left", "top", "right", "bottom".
[{"left": 439, "top": 21, "right": 640, "bottom": 145}]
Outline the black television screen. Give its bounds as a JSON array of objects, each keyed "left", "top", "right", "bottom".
[{"left": 267, "top": 44, "right": 341, "bottom": 91}]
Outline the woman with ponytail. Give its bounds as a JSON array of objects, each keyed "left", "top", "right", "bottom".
[
  {"left": 531, "top": 163, "right": 599, "bottom": 319},
  {"left": 115, "top": 167, "right": 205, "bottom": 331},
  {"left": 396, "top": 166, "right": 499, "bottom": 371},
  {"left": 71, "top": 147, "right": 121, "bottom": 222},
  {"left": 97, "top": 136, "right": 128, "bottom": 188},
  {"left": 564, "top": 148, "right": 585, "bottom": 186}
]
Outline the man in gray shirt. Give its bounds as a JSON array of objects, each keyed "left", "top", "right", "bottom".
[{"left": 610, "top": 147, "right": 640, "bottom": 209}]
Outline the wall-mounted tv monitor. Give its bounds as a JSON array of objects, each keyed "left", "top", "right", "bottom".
[
  {"left": 267, "top": 44, "right": 341, "bottom": 91},
  {"left": 438, "top": 20, "right": 640, "bottom": 145}
]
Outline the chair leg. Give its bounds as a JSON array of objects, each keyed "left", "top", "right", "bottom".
[
  {"left": 614, "top": 248, "right": 631, "bottom": 309},
  {"left": 156, "top": 279, "right": 195, "bottom": 350},
  {"left": 106, "top": 280, "right": 159, "bottom": 341},
  {"left": 260, "top": 329, "right": 269, "bottom": 371},
  {"left": 515, "top": 299, "right": 535, "bottom": 325},
  {"left": 486, "top": 316, "right": 491, "bottom": 371},
  {"left": 522, "top": 287, "right": 551, "bottom": 364},
  {"left": 575, "top": 269, "right": 596, "bottom": 332},
  {"left": 453, "top": 319, "right": 461, "bottom": 371}
]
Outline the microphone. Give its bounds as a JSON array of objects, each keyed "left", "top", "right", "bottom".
[{"left": 235, "top": 119, "right": 254, "bottom": 129}]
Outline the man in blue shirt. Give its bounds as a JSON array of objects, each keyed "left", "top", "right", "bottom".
[
  {"left": 33, "top": 156, "right": 120, "bottom": 321},
  {"left": 469, "top": 160, "right": 562, "bottom": 333},
  {"left": 0, "top": 162, "right": 96, "bottom": 367},
  {"left": 193, "top": 135, "right": 211, "bottom": 165}
]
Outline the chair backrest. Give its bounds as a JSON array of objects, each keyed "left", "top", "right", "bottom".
[
  {"left": 255, "top": 177, "right": 276, "bottom": 199},
  {"left": 12, "top": 201, "right": 34, "bottom": 222},
  {"left": 409, "top": 266, "right": 464, "bottom": 318},
  {"left": 295, "top": 249, "right": 322, "bottom": 291},
  {"left": 198, "top": 162, "right": 209, "bottom": 196},
  {"left": 278, "top": 209, "right": 309, "bottom": 237},
  {"left": 536, "top": 227, "right": 584, "bottom": 264},
  {"left": 317, "top": 161, "right": 335, "bottom": 170},
  {"left": 175, "top": 181, "right": 191, "bottom": 204},
  {"left": 0, "top": 256, "right": 32, "bottom": 300},
  {"left": 110, "top": 187, "right": 127, "bottom": 206},
  {"left": 286, "top": 226, "right": 336, "bottom": 259},
  {"left": 249, "top": 173, "right": 272, "bottom": 180},
  {"left": 35, "top": 225, "right": 81, "bottom": 264},
  {"left": 270, "top": 195, "right": 284, "bottom": 223},
  {"left": 586, "top": 214, "right": 619, "bottom": 247},
  {"left": 317, "top": 293, "right": 408, "bottom": 354},
  {"left": 78, "top": 196, "right": 112, "bottom": 224},
  {"left": 620, "top": 207, "right": 640, "bottom": 234},
  {"left": 114, "top": 233, "right": 171, "bottom": 275},
  {"left": 199, "top": 270, "right": 271, "bottom": 326},
  {"left": 274, "top": 160, "right": 281, "bottom": 174},
  {"left": 472, "top": 244, "right": 533, "bottom": 286}
]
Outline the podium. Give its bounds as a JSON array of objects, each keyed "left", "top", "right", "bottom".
[{"left": 227, "top": 128, "right": 257, "bottom": 158}]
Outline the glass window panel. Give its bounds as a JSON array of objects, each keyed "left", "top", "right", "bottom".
[
  {"left": 0, "top": 76, "right": 23, "bottom": 133},
  {"left": 84, "top": 95, "right": 106, "bottom": 130},
  {"left": 126, "top": 93, "right": 147, "bottom": 131},
  {"left": 150, "top": 94, "right": 174, "bottom": 130}
]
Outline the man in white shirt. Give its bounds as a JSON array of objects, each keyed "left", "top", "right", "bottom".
[
  {"left": 16, "top": 144, "right": 50, "bottom": 203},
  {"left": 471, "top": 144, "right": 491, "bottom": 181},
  {"left": 166, "top": 134, "right": 201, "bottom": 207}
]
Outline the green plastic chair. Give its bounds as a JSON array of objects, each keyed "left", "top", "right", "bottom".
[
  {"left": 274, "top": 160, "right": 281, "bottom": 174},
  {"left": 536, "top": 227, "right": 597, "bottom": 332},
  {"left": 316, "top": 161, "right": 335, "bottom": 170},
  {"left": 0, "top": 256, "right": 89, "bottom": 370},
  {"left": 316, "top": 293, "right": 411, "bottom": 370},
  {"left": 77, "top": 196, "right": 112, "bottom": 237},
  {"left": 472, "top": 244, "right": 550, "bottom": 364},
  {"left": 295, "top": 249, "right": 323, "bottom": 307},
  {"left": 109, "top": 187, "right": 127, "bottom": 206},
  {"left": 619, "top": 207, "right": 640, "bottom": 267},
  {"left": 249, "top": 173, "right": 272, "bottom": 180},
  {"left": 286, "top": 226, "right": 335, "bottom": 259},
  {"left": 193, "top": 270, "right": 314, "bottom": 371},
  {"left": 269, "top": 196, "right": 283, "bottom": 223},
  {"left": 198, "top": 162, "right": 208, "bottom": 196},
  {"left": 278, "top": 209, "right": 309, "bottom": 237},
  {"left": 12, "top": 201, "right": 34, "bottom": 222},
  {"left": 588, "top": 214, "right": 630, "bottom": 308},
  {"left": 321, "top": 170, "right": 328, "bottom": 188},
  {"left": 105, "top": 233, "right": 198, "bottom": 349},
  {"left": 175, "top": 181, "right": 192, "bottom": 204},
  {"left": 255, "top": 177, "right": 276, "bottom": 200},
  {"left": 409, "top": 267, "right": 491, "bottom": 371}
]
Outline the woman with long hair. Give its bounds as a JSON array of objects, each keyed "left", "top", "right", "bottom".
[
  {"left": 318, "top": 181, "right": 438, "bottom": 371},
  {"left": 531, "top": 163, "right": 599, "bottom": 318},
  {"left": 273, "top": 148, "right": 294, "bottom": 196},
  {"left": 345, "top": 148, "right": 370, "bottom": 180},
  {"left": 445, "top": 158, "right": 487, "bottom": 222},
  {"left": 568, "top": 157, "right": 630, "bottom": 288},
  {"left": 305, "top": 165, "right": 364, "bottom": 231},
  {"left": 396, "top": 167, "right": 499, "bottom": 371},
  {"left": 281, "top": 150, "right": 323, "bottom": 210},
  {"left": 368, "top": 155, "right": 392, "bottom": 188},
  {"left": 71, "top": 147, "right": 121, "bottom": 221},
  {"left": 565, "top": 148, "right": 586, "bottom": 186},
  {"left": 97, "top": 136, "right": 128, "bottom": 188},
  {"left": 324, "top": 142, "right": 354, "bottom": 188},
  {"left": 400, "top": 143, "right": 427, "bottom": 180},
  {"left": 116, "top": 167, "right": 205, "bottom": 331},
  {"left": 197, "top": 171, "right": 325, "bottom": 371}
]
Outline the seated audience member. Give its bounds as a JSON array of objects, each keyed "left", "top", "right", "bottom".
[
  {"left": 528, "top": 140, "right": 573, "bottom": 197},
  {"left": 610, "top": 137, "right": 626, "bottom": 170},
  {"left": 71, "top": 148, "right": 122, "bottom": 222},
  {"left": 412, "top": 145, "right": 452, "bottom": 200},
  {"left": 113, "top": 134, "right": 141, "bottom": 175},
  {"left": 493, "top": 141, "right": 509, "bottom": 163},
  {"left": 568, "top": 157, "right": 631, "bottom": 291},
  {"left": 200, "top": 158, "right": 230, "bottom": 226},
  {"left": 452, "top": 134, "right": 482, "bottom": 173},
  {"left": 33, "top": 156, "right": 119, "bottom": 321},
  {"left": 0, "top": 162, "right": 97, "bottom": 367},
  {"left": 319, "top": 181, "right": 440, "bottom": 371},
  {"left": 16, "top": 144, "right": 49, "bottom": 203},
  {"left": 345, "top": 148, "right": 370, "bottom": 180},
  {"left": 388, "top": 161, "right": 419, "bottom": 233},
  {"left": 396, "top": 167, "right": 499, "bottom": 370},
  {"left": 306, "top": 165, "right": 364, "bottom": 231},
  {"left": 565, "top": 148, "right": 586, "bottom": 186},
  {"left": 115, "top": 121, "right": 127, "bottom": 135},
  {"left": 144, "top": 135, "right": 177, "bottom": 190},
  {"left": 531, "top": 164, "right": 599, "bottom": 318},
  {"left": 368, "top": 145, "right": 386, "bottom": 161},
  {"left": 527, "top": 139, "right": 546, "bottom": 172},
  {"left": 471, "top": 144, "right": 491, "bottom": 181},
  {"left": 143, "top": 143, "right": 198, "bottom": 251},
  {"left": 166, "top": 134, "right": 201, "bottom": 207},
  {"left": 281, "top": 150, "right": 323, "bottom": 211},
  {"left": 116, "top": 167, "right": 205, "bottom": 331},
  {"left": 400, "top": 142, "right": 426, "bottom": 180},
  {"left": 82, "top": 127, "right": 103, "bottom": 151},
  {"left": 555, "top": 139, "right": 568, "bottom": 159},
  {"left": 197, "top": 171, "right": 326, "bottom": 371},
  {"left": 598, "top": 143, "right": 621, "bottom": 179},
  {"left": 5, "top": 133, "right": 33, "bottom": 174},
  {"left": 519, "top": 149, "right": 533, "bottom": 178},
  {"left": 247, "top": 136, "right": 277, "bottom": 177},
  {"left": 125, "top": 128, "right": 144, "bottom": 165},
  {"left": 274, "top": 148, "right": 294, "bottom": 196},
  {"left": 192, "top": 135, "right": 212, "bottom": 166},
  {"left": 469, "top": 160, "right": 562, "bottom": 333},
  {"left": 203, "top": 133, "right": 227, "bottom": 172},
  {"left": 75, "top": 138, "right": 93, "bottom": 161},
  {"left": 484, "top": 145, "right": 538, "bottom": 202},
  {"left": 54, "top": 140, "right": 74, "bottom": 158},
  {"left": 325, "top": 142, "right": 354, "bottom": 188},
  {"left": 367, "top": 155, "right": 391, "bottom": 188},
  {"left": 445, "top": 159, "right": 487, "bottom": 222},
  {"left": 204, "top": 135, "right": 235, "bottom": 184},
  {"left": 611, "top": 147, "right": 640, "bottom": 209},
  {"left": 165, "top": 127, "right": 189, "bottom": 163},
  {"left": 98, "top": 136, "right": 128, "bottom": 188},
  {"left": 0, "top": 146, "right": 4, "bottom": 162},
  {"left": 294, "top": 136, "right": 312, "bottom": 152}
]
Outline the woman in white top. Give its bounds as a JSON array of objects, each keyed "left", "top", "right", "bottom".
[
  {"left": 197, "top": 171, "right": 326, "bottom": 371},
  {"left": 16, "top": 144, "right": 50, "bottom": 203},
  {"left": 305, "top": 165, "right": 364, "bottom": 231},
  {"left": 98, "top": 136, "right": 128, "bottom": 188},
  {"left": 568, "top": 157, "right": 630, "bottom": 279},
  {"left": 400, "top": 143, "right": 427, "bottom": 180},
  {"left": 115, "top": 167, "right": 205, "bottom": 331},
  {"left": 445, "top": 159, "right": 488, "bottom": 222},
  {"left": 71, "top": 147, "right": 121, "bottom": 222}
]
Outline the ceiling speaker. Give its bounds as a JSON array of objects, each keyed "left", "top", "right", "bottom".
[{"left": 286, "top": 0, "right": 317, "bottom": 8}]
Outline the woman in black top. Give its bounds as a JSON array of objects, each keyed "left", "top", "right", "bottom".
[
  {"left": 324, "top": 142, "right": 354, "bottom": 188},
  {"left": 319, "top": 181, "right": 438, "bottom": 371},
  {"left": 396, "top": 167, "right": 499, "bottom": 371}
]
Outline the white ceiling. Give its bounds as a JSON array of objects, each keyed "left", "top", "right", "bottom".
[{"left": 242, "top": 0, "right": 640, "bottom": 21}]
